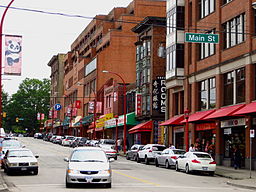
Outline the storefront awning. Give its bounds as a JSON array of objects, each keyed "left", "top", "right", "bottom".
[
  {"left": 233, "top": 102, "right": 256, "bottom": 115},
  {"left": 82, "top": 114, "right": 94, "bottom": 125},
  {"left": 205, "top": 104, "right": 245, "bottom": 119},
  {"left": 62, "top": 117, "right": 70, "bottom": 126},
  {"left": 73, "top": 116, "right": 82, "bottom": 127},
  {"left": 181, "top": 109, "right": 216, "bottom": 123},
  {"left": 128, "top": 120, "right": 152, "bottom": 134},
  {"left": 159, "top": 115, "right": 184, "bottom": 126}
]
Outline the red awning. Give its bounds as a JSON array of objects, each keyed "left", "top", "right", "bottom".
[
  {"left": 159, "top": 115, "right": 184, "bottom": 126},
  {"left": 128, "top": 121, "right": 152, "bottom": 134},
  {"left": 180, "top": 110, "right": 216, "bottom": 123},
  {"left": 233, "top": 102, "right": 256, "bottom": 115},
  {"left": 205, "top": 104, "right": 245, "bottom": 119}
]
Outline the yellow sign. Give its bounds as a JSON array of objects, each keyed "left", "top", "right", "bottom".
[{"left": 96, "top": 113, "right": 113, "bottom": 129}]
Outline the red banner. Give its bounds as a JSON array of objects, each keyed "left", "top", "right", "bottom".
[
  {"left": 135, "top": 93, "right": 142, "bottom": 116},
  {"left": 75, "top": 100, "right": 81, "bottom": 109},
  {"left": 4, "top": 35, "right": 22, "bottom": 76}
]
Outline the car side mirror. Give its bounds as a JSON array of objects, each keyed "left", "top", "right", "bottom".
[
  {"left": 35, "top": 155, "right": 39, "bottom": 158},
  {"left": 64, "top": 157, "right": 69, "bottom": 162}
]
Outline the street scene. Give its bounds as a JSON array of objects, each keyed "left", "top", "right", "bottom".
[{"left": 0, "top": 0, "right": 256, "bottom": 191}]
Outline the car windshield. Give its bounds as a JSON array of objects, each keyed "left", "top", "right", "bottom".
[
  {"left": 152, "top": 146, "right": 166, "bottom": 151},
  {"left": 173, "top": 150, "right": 186, "bottom": 155},
  {"left": 194, "top": 153, "right": 211, "bottom": 158},
  {"left": 2, "top": 141, "right": 21, "bottom": 148},
  {"left": 8, "top": 150, "right": 33, "bottom": 157},
  {"left": 70, "top": 149, "right": 107, "bottom": 162}
]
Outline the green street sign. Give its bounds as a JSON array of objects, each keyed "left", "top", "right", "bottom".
[{"left": 185, "top": 33, "right": 219, "bottom": 44}]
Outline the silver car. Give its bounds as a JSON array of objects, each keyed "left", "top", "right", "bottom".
[
  {"left": 64, "top": 147, "right": 112, "bottom": 188},
  {"left": 155, "top": 148, "right": 186, "bottom": 169}
]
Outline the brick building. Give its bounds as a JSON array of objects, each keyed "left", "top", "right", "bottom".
[{"left": 164, "top": 0, "right": 256, "bottom": 169}]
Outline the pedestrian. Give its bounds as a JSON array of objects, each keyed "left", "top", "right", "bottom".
[
  {"left": 189, "top": 144, "right": 195, "bottom": 152},
  {"left": 233, "top": 145, "right": 242, "bottom": 169},
  {"left": 117, "top": 138, "right": 121, "bottom": 152},
  {"left": 169, "top": 144, "right": 176, "bottom": 149}
]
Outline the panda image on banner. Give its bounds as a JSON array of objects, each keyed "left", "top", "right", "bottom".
[{"left": 5, "top": 40, "right": 21, "bottom": 66}]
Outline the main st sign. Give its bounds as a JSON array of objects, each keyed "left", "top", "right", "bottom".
[{"left": 185, "top": 32, "right": 219, "bottom": 44}]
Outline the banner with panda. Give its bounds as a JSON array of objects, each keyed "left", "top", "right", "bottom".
[{"left": 4, "top": 35, "right": 22, "bottom": 76}]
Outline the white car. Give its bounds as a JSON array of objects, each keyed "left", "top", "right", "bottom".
[
  {"left": 175, "top": 151, "right": 216, "bottom": 176},
  {"left": 137, "top": 144, "right": 166, "bottom": 164},
  {"left": 2, "top": 148, "right": 39, "bottom": 175},
  {"left": 62, "top": 136, "right": 75, "bottom": 146},
  {"left": 64, "top": 147, "right": 112, "bottom": 188}
]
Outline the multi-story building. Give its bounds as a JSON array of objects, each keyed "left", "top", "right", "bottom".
[
  {"left": 131, "top": 16, "right": 166, "bottom": 145},
  {"left": 60, "top": 0, "right": 167, "bottom": 138},
  {"left": 47, "top": 54, "right": 65, "bottom": 135},
  {"left": 164, "top": 0, "right": 256, "bottom": 169}
]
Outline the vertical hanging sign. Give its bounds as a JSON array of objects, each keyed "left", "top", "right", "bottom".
[
  {"left": 152, "top": 77, "right": 166, "bottom": 114},
  {"left": 135, "top": 93, "right": 142, "bottom": 116},
  {"left": 4, "top": 35, "right": 22, "bottom": 76}
]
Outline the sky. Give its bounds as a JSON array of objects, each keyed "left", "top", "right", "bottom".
[{"left": 0, "top": 0, "right": 133, "bottom": 95}]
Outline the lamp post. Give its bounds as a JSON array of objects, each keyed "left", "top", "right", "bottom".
[
  {"left": 184, "top": 109, "right": 190, "bottom": 152},
  {"left": 115, "top": 115, "right": 119, "bottom": 152},
  {"left": 0, "top": 0, "right": 15, "bottom": 128},
  {"left": 102, "top": 70, "right": 127, "bottom": 153}
]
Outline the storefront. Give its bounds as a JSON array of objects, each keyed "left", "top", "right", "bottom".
[
  {"left": 220, "top": 118, "right": 246, "bottom": 167},
  {"left": 173, "top": 126, "right": 184, "bottom": 149},
  {"left": 96, "top": 113, "right": 113, "bottom": 139}
]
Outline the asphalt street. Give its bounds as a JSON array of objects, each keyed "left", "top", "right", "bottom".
[{"left": 1, "top": 137, "right": 251, "bottom": 192}]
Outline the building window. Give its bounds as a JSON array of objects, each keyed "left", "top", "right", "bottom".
[
  {"left": 224, "top": 68, "right": 245, "bottom": 106},
  {"left": 199, "top": 77, "right": 216, "bottom": 110},
  {"left": 136, "top": 46, "right": 141, "bottom": 61},
  {"left": 223, "top": 0, "right": 232, "bottom": 5},
  {"left": 199, "top": 30, "right": 215, "bottom": 59},
  {"left": 223, "top": 14, "right": 245, "bottom": 49},
  {"left": 167, "top": 6, "right": 184, "bottom": 34},
  {"left": 199, "top": 0, "right": 215, "bottom": 19},
  {"left": 166, "top": 44, "right": 184, "bottom": 72}
]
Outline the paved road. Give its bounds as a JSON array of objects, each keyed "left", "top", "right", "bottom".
[{"left": 1, "top": 137, "right": 250, "bottom": 192}]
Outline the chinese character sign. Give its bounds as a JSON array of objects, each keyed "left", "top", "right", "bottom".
[
  {"left": 152, "top": 77, "right": 166, "bottom": 114},
  {"left": 135, "top": 93, "right": 142, "bottom": 116},
  {"left": 4, "top": 35, "right": 22, "bottom": 76}
]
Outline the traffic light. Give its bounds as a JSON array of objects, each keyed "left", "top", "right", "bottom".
[
  {"left": 3, "top": 112, "right": 6, "bottom": 118},
  {"left": 16, "top": 117, "right": 19, "bottom": 122}
]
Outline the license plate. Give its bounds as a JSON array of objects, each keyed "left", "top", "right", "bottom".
[
  {"left": 85, "top": 176, "right": 93, "bottom": 183},
  {"left": 21, "top": 167, "right": 27, "bottom": 171},
  {"left": 202, "top": 167, "right": 208, "bottom": 170}
]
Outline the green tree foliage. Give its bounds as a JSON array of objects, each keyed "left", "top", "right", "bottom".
[{"left": 3, "top": 78, "right": 50, "bottom": 133}]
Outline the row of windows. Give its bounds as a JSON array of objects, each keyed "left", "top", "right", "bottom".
[
  {"left": 166, "top": 44, "right": 184, "bottom": 72},
  {"left": 198, "top": 68, "right": 245, "bottom": 111},
  {"left": 136, "top": 68, "right": 151, "bottom": 87},
  {"left": 136, "top": 41, "right": 151, "bottom": 61},
  {"left": 84, "top": 79, "right": 96, "bottom": 96},
  {"left": 167, "top": 6, "right": 184, "bottom": 35}
]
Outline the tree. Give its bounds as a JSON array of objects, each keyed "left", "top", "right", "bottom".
[{"left": 3, "top": 78, "right": 50, "bottom": 133}]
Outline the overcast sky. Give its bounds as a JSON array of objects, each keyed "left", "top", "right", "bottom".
[{"left": 0, "top": 0, "right": 132, "bottom": 95}]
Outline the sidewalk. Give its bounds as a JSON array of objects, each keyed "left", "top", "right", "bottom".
[
  {"left": 0, "top": 170, "right": 8, "bottom": 192},
  {"left": 216, "top": 166, "right": 256, "bottom": 190}
]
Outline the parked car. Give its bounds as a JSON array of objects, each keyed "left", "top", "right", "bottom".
[
  {"left": 101, "top": 145, "right": 118, "bottom": 160},
  {"left": 53, "top": 136, "right": 62, "bottom": 144},
  {"left": 175, "top": 151, "right": 216, "bottom": 176},
  {"left": 126, "top": 144, "right": 144, "bottom": 161},
  {"left": 137, "top": 144, "right": 166, "bottom": 164},
  {"left": 43, "top": 133, "right": 53, "bottom": 141},
  {"left": 155, "top": 149, "right": 186, "bottom": 169},
  {"left": 1, "top": 140, "right": 23, "bottom": 165},
  {"left": 62, "top": 136, "right": 75, "bottom": 146},
  {"left": 50, "top": 135, "right": 57, "bottom": 142},
  {"left": 99, "top": 139, "right": 115, "bottom": 146},
  {"left": 88, "top": 140, "right": 99, "bottom": 147},
  {"left": 2, "top": 148, "right": 39, "bottom": 175},
  {"left": 34, "top": 133, "right": 43, "bottom": 139},
  {"left": 64, "top": 147, "right": 112, "bottom": 188},
  {"left": 71, "top": 137, "right": 87, "bottom": 148},
  {"left": 69, "top": 137, "right": 81, "bottom": 147}
]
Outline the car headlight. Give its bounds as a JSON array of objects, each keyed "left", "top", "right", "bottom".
[
  {"left": 30, "top": 162, "right": 38, "bottom": 166},
  {"left": 67, "top": 169, "right": 80, "bottom": 174},
  {"left": 8, "top": 163, "right": 18, "bottom": 167},
  {"left": 99, "top": 169, "right": 111, "bottom": 174}
]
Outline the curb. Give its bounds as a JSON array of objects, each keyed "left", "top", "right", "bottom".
[
  {"left": 214, "top": 172, "right": 242, "bottom": 180},
  {"left": 227, "top": 181, "right": 256, "bottom": 191}
]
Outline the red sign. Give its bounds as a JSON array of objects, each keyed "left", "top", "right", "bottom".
[
  {"left": 195, "top": 123, "right": 216, "bottom": 131},
  {"left": 41, "top": 113, "right": 45, "bottom": 120},
  {"left": 75, "top": 100, "right": 81, "bottom": 109},
  {"left": 48, "top": 111, "right": 52, "bottom": 118},
  {"left": 53, "top": 111, "right": 58, "bottom": 119},
  {"left": 135, "top": 93, "right": 142, "bottom": 116},
  {"left": 37, "top": 113, "right": 40, "bottom": 120}
]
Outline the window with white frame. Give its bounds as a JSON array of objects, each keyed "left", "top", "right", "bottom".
[
  {"left": 199, "top": 0, "right": 215, "bottom": 19},
  {"left": 199, "top": 77, "right": 216, "bottom": 110},
  {"left": 223, "top": 14, "right": 245, "bottom": 49},
  {"left": 223, "top": 0, "right": 232, "bottom": 5}
]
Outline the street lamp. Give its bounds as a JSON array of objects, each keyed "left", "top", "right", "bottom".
[
  {"left": 102, "top": 70, "right": 127, "bottom": 153},
  {"left": 184, "top": 109, "right": 190, "bottom": 152},
  {"left": 0, "top": 0, "right": 15, "bottom": 128},
  {"left": 115, "top": 115, "right": 119, "bottom": 152}
]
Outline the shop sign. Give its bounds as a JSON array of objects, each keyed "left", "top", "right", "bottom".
[
  {"left": 224, "top": 128, "right": 232, "bottom": 135},
  {"left": 152, "top": 77, "right": 166, "bottom": 114},
  {"left": 105, "top": 118, "right": 117, "bottom": 128},
  {"left": 75, "top": 100, "right": 81, "bottom": 109},
  {"left": 196, "top": 123, "right": 216, "bottom": 131},
  {"left": 135, "top": 93, "right": 142, "bottom": 116},
  {"left": 88, "top": 101, "right": 102, "bottom": 114},
  {"left": 174, "top": 126, "right": 184, "bottom": 133},
  {"left": 250, "top": 129, "right": 255, "bottom": 138},
  {"left": 220, "top": 118, "right": 245, "bottom": 128},
  {"left": 96, "top": 113, "right": 113, "bottom": 128}
]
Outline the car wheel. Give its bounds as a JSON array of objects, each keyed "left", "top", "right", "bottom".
[
  {"left": 145, "top": 156, "right": 149, "bottom": 165},
  {"left": 114, "top": 156, "right": 117, "bottom": 160},
  {"left": 33, "top": 169, "right": 38, "bottom": 175},
  {"left": 155, "top": 159, "right": 159, "bottom": 167},
  {"left": 185, "top": 164, "right": 190, "bottom": 174},
  {"left": 66, "top": 178, "right": 72, "bottom": 188},
  {"left": 126, "top": 155, "right": 130, "bottom": 160},
  {"left": 209, "top": 171, "right": 215, "bottom": 176},
  {"left": 136, "top": 156, "right": 141, "bottom": 163},
  {"left": 165, "top": 161, "right": 170, "bottom": 169},
  {"left": 106, "top": 183, "right": 112, "bottom": 188},
  {"left": 175, "top": 163, "right": 180, "bottom": 172}
]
